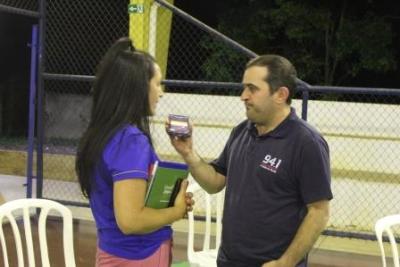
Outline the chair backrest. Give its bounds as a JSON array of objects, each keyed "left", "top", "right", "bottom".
[
  {"left": 187, "top": 182, "right": 224, "bottom": 261},
  {"left": 375, "top": 214, "right": 400, "bottom": 267},
  {"left": 0, "top": 198, "right": 76, "bottom": 267}
]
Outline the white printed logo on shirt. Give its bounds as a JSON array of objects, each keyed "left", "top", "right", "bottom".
[{"left": 259, "top": 154, "right": 282, "bottom": 173}]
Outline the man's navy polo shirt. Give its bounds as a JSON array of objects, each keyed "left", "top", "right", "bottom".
[{"left": 211, "top": 108, "right": 333, "bottom": 267}]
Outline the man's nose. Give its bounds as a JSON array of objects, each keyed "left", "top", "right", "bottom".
[{"left": 240, "top": 87, "right": 250, "bottom": 101}]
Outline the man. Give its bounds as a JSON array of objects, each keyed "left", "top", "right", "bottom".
[{"left": 169, "top": 55, "right": 332, "bottom": 267}]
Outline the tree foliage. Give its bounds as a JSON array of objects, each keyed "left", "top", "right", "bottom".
[{"left": 202, "top": 0, "right": 397, "bottom": 85}]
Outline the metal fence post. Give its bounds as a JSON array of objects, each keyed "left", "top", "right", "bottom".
[{"left": 26, "top": 24, "right": 38, "bottom": 198}]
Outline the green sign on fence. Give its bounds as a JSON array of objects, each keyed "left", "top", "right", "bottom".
[{"left": 128, "top": 4, "right": 144, "bottom": 14}]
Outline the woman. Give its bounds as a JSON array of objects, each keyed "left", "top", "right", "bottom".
[{"left": 76, "top": 37, "right": 193, "bottom": 266}]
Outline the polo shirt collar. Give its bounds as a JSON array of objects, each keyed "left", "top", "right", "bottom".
[{"left": 246, "top": 107, "right": 298, "bottom": 138}]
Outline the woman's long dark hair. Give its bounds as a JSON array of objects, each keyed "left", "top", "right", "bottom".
[{"left": 76, "top": 37, "right": 156, "bottom": 198}]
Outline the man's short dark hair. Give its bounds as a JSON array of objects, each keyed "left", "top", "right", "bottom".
[{"left": 246, "top": 55, "right": 297, "bottom": 104}]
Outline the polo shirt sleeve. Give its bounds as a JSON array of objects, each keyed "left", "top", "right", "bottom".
[
  {"left": 104, "top": 133, "right": 154, "bottom": 182},
  {"left": 210, "top": 130, "right": 236, "bottom": 176},
  {"left": 297, "top": 136, "right": 333, "bottom": 204},
  {"left": 210, "top": 148, "right": 228, "bottom": 176}
]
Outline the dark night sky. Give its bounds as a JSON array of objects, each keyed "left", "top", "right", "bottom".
[
  {"left": 0, "top": 1, "right": 219, "bottom": 83},
  {"left": 173, "top": 0, "right": 400, "bottom": 89},
  {"left": 0, "top": 12, "right": 35, "bottom": 82},
  {"left": 0, "top": 11, "right": 36, "bottom": 136},
  {"left": 0, "top": 1, "right": 399, "bottom": 88},
  {"left": 0, "top": 1, "right": 399, "bottom": 137},
  {"left": 174, "top": 0, "right": 219, "bottom": 27}
]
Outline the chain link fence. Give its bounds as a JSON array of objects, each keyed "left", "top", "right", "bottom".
[
  {"left": 1, "top": 0, "right": 400, "bottom": 241},
  {"left": 304, "top": 90, "right": 400, "bottom": 237},
  {"left": 0, "top": 1, "right": 39, "bottom": 190},
  {"left": 40, "top": 0, "right": 252, "bottom": 205},
  {"left": 35, "top": 0, "right": 128, "bottom": 204},
  {"left": 0, "top": 0, "right": 37, "bottom": 12}
]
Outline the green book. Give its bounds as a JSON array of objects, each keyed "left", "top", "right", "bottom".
[{"left": 145, "top": 160, "right": 189, "bottom": 209}]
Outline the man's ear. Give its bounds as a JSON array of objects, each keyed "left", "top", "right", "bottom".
[{"left": 274, "top": 86, "right": 289, "bottom": 104}]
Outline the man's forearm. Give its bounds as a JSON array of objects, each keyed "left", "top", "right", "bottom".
[
  {"left": 183, "top": 152, "right": 225, "bottom": 194},
  {"left": 279, "top": 201, "right": 330, "bottom": 266}
]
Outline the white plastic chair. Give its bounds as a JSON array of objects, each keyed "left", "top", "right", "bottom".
[
  {"left": 0, "top": 198, "right": 76, "bottom": 267},
  {"left": 375, "top": 214, "right": 400, "bottom": 267},
  {"left": 187, "top": 183, "right": 224, "bottom": 267}
]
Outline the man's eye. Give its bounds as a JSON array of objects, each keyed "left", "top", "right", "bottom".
[{"left": 248, "top": 85, "right": 257, "bottom": 91}]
